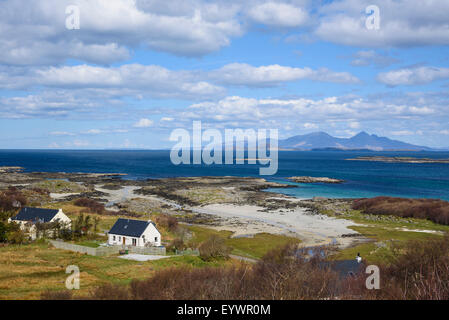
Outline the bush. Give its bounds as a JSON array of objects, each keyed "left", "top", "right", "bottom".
[
  {"left": 0, "top": 187, "right": 27, "bottom": 213},
  {"left": 198, "top": 235, "right": 230, "bottom": 261},
  {"left": 89, "top": 283, "right": 129, "bottom": 300},
  {"left": 49, "top": 234, "right": 449, "bottom": 300},
  {"left": 41, "top": 290, "right": 73, "bottom": 300},
  {"left": 74, "top": 198, "right": 105, "bottom": 215},
  {"left": 352, "top": 197, "right": 449, "bottom": 225},
  {"left": 167, "top": 238, "right": 186, "bottom": 252},
  {"left": 154, "top": 214, "right": 178, "bottom": 232}
]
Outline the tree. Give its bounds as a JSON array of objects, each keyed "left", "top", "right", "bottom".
[
  {"left": 93, "top": 216, "right": 100, "bottom": 232},
  {"left": 199, "top": 235, "right": 230, "bottom": 261},
  {"left": 0, "top": 221, "right": 7, "bottom": 242}
]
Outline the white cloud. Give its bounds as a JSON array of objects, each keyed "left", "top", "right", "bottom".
[
  {"left": 0, "top": 0, "right": 243, "bottom": 65},
  {"left": 408, "top": 106, "right": 434, "bottom": 115},
  {"left": 303, "top": 123, "right": 318, "bottom": 129},
  {"left": 1, "top": 62, "right": 359, "bottom": 98},
  {"left": 378, "top": 66, "right": 449, "bottom": 86},
  {"left": 248, "top": 2, "right": 309, "bottom": 27},
  {"left": 50, "top": 131, "right": 75, "bottom": 136},
  {"left": 348, "top": 121, "right": 361, "bottom": 129},
  {"left": 134, "top": 118, "right": 154, "bottom": 128},
  {"left": 83, "top": 129, "right": 102, "bottom": 135},
  {"left": 391, "top": 130, "right": 415, "bottom": 136},
  {"left": 72, "top": 140, "right": 90, "bottom": 147},
  {"left": 211, "top": 63, "right": 359, "bottom": 87},
  {"left": 315, "top": 0, "right": 449, "bottom": 48},
  {"left": 180, "top": 94, "right": 440, "bottom": 127},
  {"left": 351, "top": 50, "right": 399, "bottom": 67}
]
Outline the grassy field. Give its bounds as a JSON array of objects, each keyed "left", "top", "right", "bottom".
[
  {"left": 187, "top": 225, "right": 300, "bottom": 259},
  {"left": 329, "top": 209, "right": 449, "bottom": 263},
  {"left": 0, "top": 242, "right": 236, "bottom": 300}
]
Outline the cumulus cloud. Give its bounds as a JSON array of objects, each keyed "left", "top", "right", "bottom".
[
  {"left": 0, "top": 0, "right": 243, "bottom": 65},
  {"left": 180, "top": 94, "right": 440, "bottom": 126},
  {"left": 133, "top": 118, "right": 154, "bottom": 128},
  {"left": 351, "top": 50, "right": 399, "bottom": 68},
  {"left": 248, "top": 2, "right": 309, "bottom": 27},
  {"left": 211, "top": 63, "right": 359, "bottom": 87},
  {"left": 378, "top": 66, "right": 449, "bottom": 86},
  {"left": 0, "top": 62, "right": 359, "bottom": 95},
  {"left": 315, "top": 0, "right": 449, "bottom": 48}
]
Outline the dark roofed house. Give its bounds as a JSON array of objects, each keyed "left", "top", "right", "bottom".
[
  {"left": 108, "top": 218, "right": 161, "bottom": 247},
  {"left": 12, "top": 207, "right": 59, "bottom": 223},
  {"left": 8, "top": 207, "right": 71, "bottom": 240}
]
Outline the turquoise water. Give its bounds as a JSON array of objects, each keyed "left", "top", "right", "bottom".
[{"left": 0, "top": 150, "right": 448, "bottom": 200}]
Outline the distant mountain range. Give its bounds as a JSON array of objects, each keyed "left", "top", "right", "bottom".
[{"left": 278, "top": 132, "right": 437, "bottom": 151}]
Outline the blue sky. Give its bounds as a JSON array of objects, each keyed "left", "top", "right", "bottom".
[{"left": 1, "top": 0, "right": 449, "bottom": 149}]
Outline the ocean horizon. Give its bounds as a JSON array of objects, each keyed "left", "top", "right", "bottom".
[{"left": 1, "top": 149, "right": 449, "bottom": 201}]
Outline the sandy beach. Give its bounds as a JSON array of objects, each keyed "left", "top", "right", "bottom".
[
  {"left": 87, "top": 184, "right": 361, "bottom": 248},
  {"left": 192, "top": 203, "right": 359, "bottom": 247}
]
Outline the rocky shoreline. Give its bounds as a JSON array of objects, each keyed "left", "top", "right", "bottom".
[
  {"left": 287, "top": 176, "right": 344, "bottom": 184},
  {"left": 0, "top": 167, "right": 363, "bottom": 248}
]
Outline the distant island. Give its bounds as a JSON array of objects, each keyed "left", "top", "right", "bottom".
[
  {"left": 287, "top": 176, "right": 344, "bottom": 184},
  {"left": 346, "top": 156, "right": 449, "bottom": 164},
  {"left": 278, "top": 131, "right": 443, "bottom": 151}
]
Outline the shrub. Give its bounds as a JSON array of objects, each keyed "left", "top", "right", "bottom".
[
  {"left": 352, "top": 197, "right": 449, "bottom": 225},
  {"left": 89, "top": 283, "right": 129, "bottom": 300},
  {"left": 167, "top": 238, "right": 186, "bottom": 252},
  {"left": 41, "top": 290, "right": 73, "bottom": 300},
  {"left": 154, "top": 214, "right": 178, "bottom": 232},
  {"left": 198, "top": 235, "right": 230, "bottom": 261},
  {"left": 74, "top": 198, "right": 105, "bottom": 215},
  {"left": 0, "top": 187, "right": 27, "bottom": 213},
  {"left": 61, "top": 234, "right": 449, "bottom": 300}
]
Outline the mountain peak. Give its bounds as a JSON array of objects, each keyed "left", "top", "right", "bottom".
[
  {"left": 279, "top": 131, "right": 433, "bottom": 151},
  {"left": 353, "top": 131, "right": 370, "bottom": 138}
]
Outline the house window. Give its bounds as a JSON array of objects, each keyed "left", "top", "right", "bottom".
[
  {"left": 142, "top": 235, "right": 145, "bottom": 243},
  {"left": 132, "top": 238, "right": 137, "bottom": 246},
  {"left": 154, "top": 237, "right": 158, "bottom": 243},
  {"left": 113, "top": 236, "right": 116, "bottom": 241}
]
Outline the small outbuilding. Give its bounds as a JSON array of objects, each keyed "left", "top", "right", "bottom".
[
  {"left": 8, "top": 207, "right": 72, "bottom": 240},
  {"left": 108, "top": 218, "right": 161, "bottom": 247}
]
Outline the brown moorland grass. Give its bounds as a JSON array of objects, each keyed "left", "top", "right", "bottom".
[
  {"left": 0, "top": 241, "right": 237, "bottom": 300},
  {"left": 353, "top": 197, "right": 449, "bottom": 225},
  {"left": 72, "top": 235, "right": 449, "bottom": 300}
]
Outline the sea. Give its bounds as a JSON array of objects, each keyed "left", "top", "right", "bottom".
[{"left": 1, "top": 150, "right": 449, "bottom": 201}]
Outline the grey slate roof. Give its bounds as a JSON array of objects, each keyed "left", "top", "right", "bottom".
[
  {"left": 12, "top": 207, "right": 59, "bottom": 223},
  {"left": 108, "top": 218, "right": 151, "bottom": 237}
]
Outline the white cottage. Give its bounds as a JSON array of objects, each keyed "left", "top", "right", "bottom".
[
  {"left": 108, "top": 218, "right": 161, "bottom": 247},
  {"left": 8, "top": 207, "right": 72, "bottom": 240}
]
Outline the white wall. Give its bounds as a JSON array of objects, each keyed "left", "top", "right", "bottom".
[
  {"left": 51, "top": 209, "right": 72, "bottom": 229},
  {"left": 9, "top": 209, "right": 71, "bottom": 240},
  {"left": 108, "top": 222, "right": 162, "bottom": 247}
]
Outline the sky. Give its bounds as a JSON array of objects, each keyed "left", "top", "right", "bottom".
[{"left": 1, "top": 0, "right": 449, "bottom": 149}]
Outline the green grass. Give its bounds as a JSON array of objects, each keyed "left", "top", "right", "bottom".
[
  {"left": 187, "top": 225, "right": 300, "bottom": 259},
  {"left": 74, "top": 241, "right": 101, "bottom": 248},
  {"left": 328, "top": 209, "right": 448, "bottom": 264},
  {"left": 0, "top": 241, "right": 234, "bottom": 300}
]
